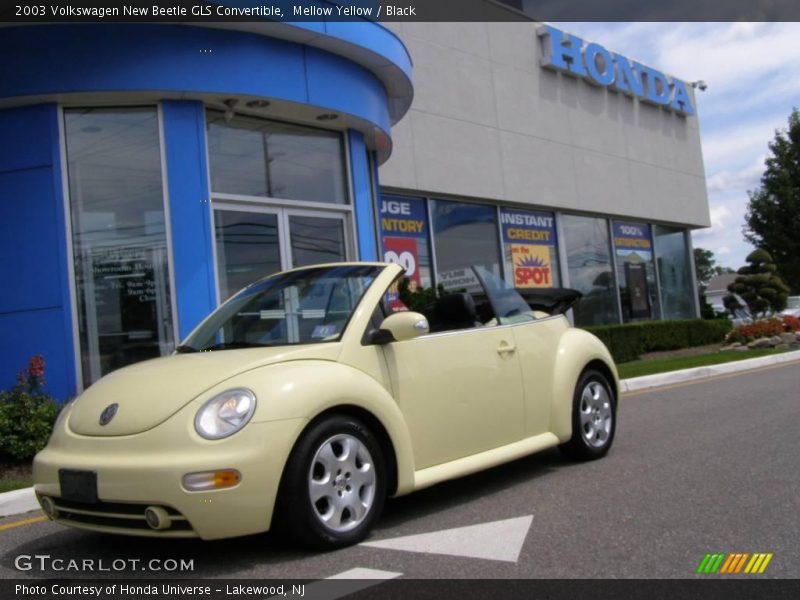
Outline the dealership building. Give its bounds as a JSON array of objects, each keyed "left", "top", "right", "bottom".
[{"left": 0, "top": 10, "right": 710, "bottom": 401}]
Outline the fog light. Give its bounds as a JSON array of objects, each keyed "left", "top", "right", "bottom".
[
  {"left": 182, "top": 469, "right": 241, "bottom": 491},
  {"left": 144, "top": 506, "right": 171, "bottom": 530},
  {"left": 40, "top": 496, "right": 57, "bottom": 518}
]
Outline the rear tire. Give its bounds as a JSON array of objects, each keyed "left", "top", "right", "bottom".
[
  {"left": 560, "top": 369, "right": 616, "bottom": 460},
  {"left": 276, "top": 414, "right": 386, "bottom": 550}
]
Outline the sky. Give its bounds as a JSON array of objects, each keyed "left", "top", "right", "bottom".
[{"left": 559, "top": 22, "right": 799, "bottom": 270}]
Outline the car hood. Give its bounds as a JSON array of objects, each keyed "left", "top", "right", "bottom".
[{"left": 68, "top": 344, "right": 341, "bottom": 437}]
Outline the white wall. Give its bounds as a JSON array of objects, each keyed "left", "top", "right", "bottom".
[{"left": 380, "top": 21, "right": 711, "bottom": 229}]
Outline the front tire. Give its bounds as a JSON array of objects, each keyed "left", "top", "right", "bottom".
[
  {"left": 560, "top": 369, "right": 616, "bottom": 460},
  {"left": 276, "top": 415, "right": 386, "bottom": 549}
]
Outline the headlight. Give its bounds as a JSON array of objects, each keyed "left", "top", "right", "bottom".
[{"left": 194, "top": 388, "right": 256, "bottom": 440}]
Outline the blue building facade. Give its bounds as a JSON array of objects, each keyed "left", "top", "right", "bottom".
[{"left": 0, "top": 20, "right": 413, "bottom": 400}]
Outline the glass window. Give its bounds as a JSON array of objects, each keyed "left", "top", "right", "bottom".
[
  {"left": 500, "top": 207, "right": 561, "bottom": 289},
  {"left": 288, "top": 215, "right": 347, "bottom": 267},
  {"left": 612, "top": 221, "right": 660, "bottom": 322},
  {"left": 206, "top": 111, "right": 347, "bottom": 204},
  {"left": 65, "top": 108, "right": 175, "bottom": 385},
  {"left": 562, "top": 214, "right": 620, "bottom": 326},
  {"left": 654, "top": 226, "right": 696, "bottom": 319},
  {"left": 431, "top": 200, "right": 502, "bottom": 293},
  {"left": 379, "top": 195, "right": 432, "bottom": 289},
  {"left": 215, "top": 209, "right": 281, "bottom": 301}
]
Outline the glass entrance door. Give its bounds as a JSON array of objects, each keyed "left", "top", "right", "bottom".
[
  {"left": 287, "top": 213, "right": 347, "bottom": 268},
  {"left": 214, "top": 206, "right": 349, "bottom": 301}
]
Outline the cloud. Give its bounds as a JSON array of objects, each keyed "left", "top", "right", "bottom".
[
  {"left": 706, "top": 158, "right": 765, "bottom": 193},
  {"left": 709, "top": 205, "right": 731, "bottom": 229},
  {"left": 701, "top": 119, "right": 780, "bottom": 169}
]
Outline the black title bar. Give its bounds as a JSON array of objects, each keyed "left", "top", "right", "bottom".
[
  {"left": 2, "top": 0, "right": 800, "bottom": 23},
  {"left": 4, "top": 579, "right": 800, "bottom": 600}
]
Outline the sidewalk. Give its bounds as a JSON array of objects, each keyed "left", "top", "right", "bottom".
[{"left": 2, "top": 350, "right": 799, "bottom": 521}]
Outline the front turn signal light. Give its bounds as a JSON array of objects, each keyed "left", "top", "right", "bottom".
[{"left": 182, "top": 469, "right": 242, "bottom": 491}]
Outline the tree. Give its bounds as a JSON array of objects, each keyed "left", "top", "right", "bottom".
[
  {"left": 744, "top": 108, "right": 800, "bottom": 294},
  {"left": 693, "top": 247, "right": 734, "bottom": 291},
  {"left": 694, "top": 247, "right": 734, "bottom": 319},
  {"left": 723, "top": 248, "right": 790, "bottom": 319}
]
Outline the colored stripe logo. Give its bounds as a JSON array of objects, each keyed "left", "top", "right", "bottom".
[{"left": 697, "top": 552, "right": 773, "bottom": 574}]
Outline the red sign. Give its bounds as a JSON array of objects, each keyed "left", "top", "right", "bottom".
[{"left": 383, "top": 237, "right": 421, "bottom": 285}]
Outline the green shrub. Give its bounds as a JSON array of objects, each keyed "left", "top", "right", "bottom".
[
  {"left": 0, "top": 355, "right": 61, "bottom": 462},
  {"left": 584, "top": 318, "right": 733, "bottom": 363}
]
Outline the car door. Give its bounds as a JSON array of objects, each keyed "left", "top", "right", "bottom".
[{"left": 380, "top": 302, "right": 526, "bottom": 471}]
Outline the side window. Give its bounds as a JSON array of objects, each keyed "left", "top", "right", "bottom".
[{"left": 473, "top": 266, "right": 537, "bottom": 326}]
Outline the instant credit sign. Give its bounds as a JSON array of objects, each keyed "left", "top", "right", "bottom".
[
  {"left": 380, "top": 196, "right": 428, "bottom": 285},
  {"left": 500, "top": 208, "right": 557, "bottom": 289},
  {"left": 612, "top": 221, "right": 652, "bottom": 250}
]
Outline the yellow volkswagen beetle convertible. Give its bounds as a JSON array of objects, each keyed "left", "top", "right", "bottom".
[{"left": 34, "top": 262, "right": 618, "bottom": 548}]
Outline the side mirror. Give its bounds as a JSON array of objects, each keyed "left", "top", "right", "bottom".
[{"left": 370, "top": 312, "right": 429, "bottom": 344}]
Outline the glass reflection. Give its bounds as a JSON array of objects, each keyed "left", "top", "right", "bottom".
[
  {"left": 562, "top": 214, "right": 620, "bottom": 325},
  {"left": 215, "top": 210, "right": 281, "bottom": 300},
  {"left": 654, "top": 226, "right": 695, "bottom": 319},
  {"left": 65, "top": 108, "right": 174, "bottom": 385},
  {"left": 206, "top": 111, "right": 346, "bottom": 204},
  {"left": 289, "top": 215, "right": 346, "bottom": 267},
  {"left": 431, "top": 200, "right": 501, "bottom": 292}
]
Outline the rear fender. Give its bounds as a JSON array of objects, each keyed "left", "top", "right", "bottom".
[{"left": 549, "top": 329, "right": 619, "bottom": 441}]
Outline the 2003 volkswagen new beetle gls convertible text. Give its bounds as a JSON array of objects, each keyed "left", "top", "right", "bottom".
[{"left": 33, "top": 262, "right": 618, "bottom": 549}]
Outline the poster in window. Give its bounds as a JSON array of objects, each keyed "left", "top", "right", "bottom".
[
  {"left": 500, "top": 208, "right": 559, "bottom": 289},
  {"left": 625, "top": 262, "right": 651, "bottom": 318},
  {"left": 379, "top": 196, "right": 430, "bottom": 287}
]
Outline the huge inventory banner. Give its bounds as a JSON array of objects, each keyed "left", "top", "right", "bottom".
[
  {"left": 379, "top": 196, "right": 428, "bottom": 286},
  {"left": 500, "top": 208, "right": 558, "bottom": 289}
]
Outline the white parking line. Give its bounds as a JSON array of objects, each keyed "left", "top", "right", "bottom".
[{"left": 362, "top": 515, "right": 534, "bottom": 563}]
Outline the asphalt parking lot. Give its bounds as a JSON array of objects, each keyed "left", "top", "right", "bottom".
[{"left": 1, "top": 362, "right": 798, "bottom": 582}]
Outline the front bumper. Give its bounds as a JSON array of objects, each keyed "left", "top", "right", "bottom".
[{"left": 33, "top": 417, "right": 308, "bottom": 540}]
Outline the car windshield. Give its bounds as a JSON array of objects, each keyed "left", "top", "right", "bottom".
[{"left": 177, "top": 265, "right": 382, "bottom": 352}]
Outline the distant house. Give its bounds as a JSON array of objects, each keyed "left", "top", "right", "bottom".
[{"left": 705, "top": 273, "right": 738, "bottom": 313}]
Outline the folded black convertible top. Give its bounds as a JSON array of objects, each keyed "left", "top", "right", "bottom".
[{"left": 516, "top": 288, "right": 583, "bottom": 315}]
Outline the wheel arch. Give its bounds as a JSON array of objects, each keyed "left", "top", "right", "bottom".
[
  {"left": 304, "top": 405, "right": 399, "bottom": 497},
  {"left": 583, "top": 358, "right": 619, "bottom": 401},
  {"left": 549, "top": 328, "right": 619, "bottom": 442},
  {"left": 270, "top": 403, "right": 402, "bottom": 533}
]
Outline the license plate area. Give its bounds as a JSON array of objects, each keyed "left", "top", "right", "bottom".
[{"left": 58, "top": 469, "right": 98, "bottom": 504}]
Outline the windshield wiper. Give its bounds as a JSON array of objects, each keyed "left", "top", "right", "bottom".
[
  {"left": 199, "top": 341, "right": 273, "bottom": 352},
  {"left": 175, "top": 344, "right": 198, "bottom": 354}
]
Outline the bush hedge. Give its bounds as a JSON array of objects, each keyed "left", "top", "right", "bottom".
[
  {"left": 583, "top": 318, "right": 733, "bottom": 363},
  {"left": 0, "top": 355, "right": 61, "bottom": 463}
]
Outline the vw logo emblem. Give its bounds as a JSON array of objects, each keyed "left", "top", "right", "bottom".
[{"left": 99, "top": 403, "right": 118, "bottom": 426}]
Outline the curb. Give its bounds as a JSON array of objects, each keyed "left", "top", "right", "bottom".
[
  {"left": 620, "top": 349, "right": 800, "bottom": 393},
  {"left": 2, "top": 350, "right": 799, "bottom": 521},
  {"left": 0, "top": 487, "right": 39, "bottom": 519}
]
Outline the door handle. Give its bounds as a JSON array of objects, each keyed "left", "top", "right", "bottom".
[{"left": 497, "top": 341, "right": 517, "bottom": 356}]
